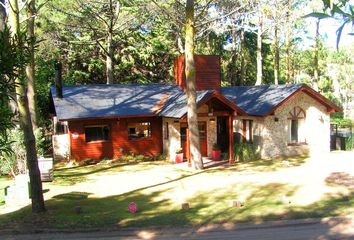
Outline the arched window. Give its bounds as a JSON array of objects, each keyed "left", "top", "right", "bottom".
[{"left": 288, "top": 107, "right": 306, "bottom": 144}]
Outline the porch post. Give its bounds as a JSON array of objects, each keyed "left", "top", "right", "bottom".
[
  {"left": 228, "top": 114, "right": 234, "bottom": 164},
  {"left": 187, "top": 129, "right": 191, "bottom": 167}
]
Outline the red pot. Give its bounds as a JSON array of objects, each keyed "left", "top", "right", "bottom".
[
  {"left": 175, "top": 153, "right": 184, "bottom": 163},
  {"left": 212, "top": 150, "right": 221, "bottom": 161}
]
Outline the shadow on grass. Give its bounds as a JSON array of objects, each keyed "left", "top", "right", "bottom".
[
  {"left": 0, "top": 179, "right": 352, "bottom": 233},
  {"left": 52, "top": 161, "right": 173, "bottom": 186},
  {"left": 325, "top": 172, "right": 354, "bottom": 191},
  {"left": 206, "top": 156, "right": 308, "bottom": 174}
]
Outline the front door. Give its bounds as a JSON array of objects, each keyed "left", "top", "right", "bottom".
[
  {"left": 180, "top": 122, "right": 208, "bottom": 158},
  {"left": 217, "top": 116, "right": 229, "bottom": 153}
]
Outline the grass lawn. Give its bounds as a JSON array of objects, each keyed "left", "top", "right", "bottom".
[
  {"left": 0, "top": 155, "right": 353, "bottom": 231},
  {"left": 0, "top": 176, "right": 13, "bottom": 206}
]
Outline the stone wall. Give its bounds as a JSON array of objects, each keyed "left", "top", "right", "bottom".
[
  {"left": 162, "top": 104, "right": 218, "bottom": 161},
  {"left": 234, "top": 92, "right": 330, "bottom": 159}
]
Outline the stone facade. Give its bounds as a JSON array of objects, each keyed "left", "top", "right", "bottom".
[
  {"left": 234, "top": 92, "right": 330, "bottom": 159},
  {"left": 163, "top": 104, "right": 217, "bottom": 162}
]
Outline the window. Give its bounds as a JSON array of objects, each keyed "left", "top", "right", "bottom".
[
  {"left": 128, "top": 122, "right": 151, "bottom": 140},
  {"left": 85, "top": 125, "right": 109, "bottom": 142},
  {"left": 55, "top": 121, "right": 68, "bottom": 135},
  {"left": 288, "top": 106, "right": 306, "bottom": 144},
  {"left": 243, "top": 120, "right": 253, "bottom": 143}
]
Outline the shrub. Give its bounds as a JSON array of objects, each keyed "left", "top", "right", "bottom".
[
  {"left": 212, "top": 143, "right": 221, "bottom": 151},
  {"left": 234, "top": 142, "right": 257, "bottom": 162},
  {"left": 0, "top": 128, "right": 48, "bottom": 176}
]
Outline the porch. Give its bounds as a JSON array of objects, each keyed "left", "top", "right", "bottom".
[{"left": 163, "top": 91, "right": 245, "bottom": 166}]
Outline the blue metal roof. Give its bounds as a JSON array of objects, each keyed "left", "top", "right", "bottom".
[
  {"left": 221, "top": 84, "right": 304, "bottom": 116},
  {"left": 51, "top": 84, "right": 182, "bottom": 120},
  {"left": 51, "top": 83, "right": 308, "bottom": 120},
  {"left": 159, "top": 90, "right": 214, "bottom": 118}
]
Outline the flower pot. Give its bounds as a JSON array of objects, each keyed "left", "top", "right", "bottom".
[
  {"left": 212, "top": 150, "right": 221, "bottom": 161},
  {"left": 175, "top": 153, "right": 184, "bottom": 163}
]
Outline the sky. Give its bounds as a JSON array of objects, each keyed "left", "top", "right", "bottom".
[{"left": 318, "top": 18, "right": 353, "bottom": 49}]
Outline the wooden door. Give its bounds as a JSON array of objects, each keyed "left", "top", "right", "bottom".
[
  {"left": 198, "top": 122, "right": 207, "bottom": 157},
  {"left": 180, "top": 122, "right": 208, "bottom": 159}
]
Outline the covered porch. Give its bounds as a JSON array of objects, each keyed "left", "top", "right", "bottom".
[{"left": 162, "top": 91, "right": 245, "bottom": 166}]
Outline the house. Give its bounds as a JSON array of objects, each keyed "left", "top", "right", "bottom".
[{"left": 50, "top": 55, "right": 340, "bottom": 163}]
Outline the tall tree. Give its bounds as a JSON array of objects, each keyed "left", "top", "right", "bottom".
[
  {"left": 7, "top": 0, "right": 45, "bottom": 213},
  {"left": 185, "top": 0, "right": 203, "bottom": 170},
  {"left": 26, "top": 0, "right": 37, "bottom": 128},
  {"left": 273, "top": 24, "right": 279, "bottom": 85},
  {"left": 0, "top": 0, "right": 5, "bottom": 31},
  {"left": 285, "top": 9, "right": 291, "bottom": 83},
  {"left": 313, "top": 18, "right": 320, "bottom": 91},
  {"left": 255, "top": 8, "right": 263, "bottom": 85},
  {"left": 54, "top": 0, "right": 143, "bottom": 84}
]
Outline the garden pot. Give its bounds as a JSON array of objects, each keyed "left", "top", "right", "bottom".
[
  {"left": 212, "top": 150, "right": 221, "bottom": 161},
  {"left": 175, "top": 153, "right": 184, "bottom": 163}
]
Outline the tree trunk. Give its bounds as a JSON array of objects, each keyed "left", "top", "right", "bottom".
[
  {"left": 285, "top": 11, "right": 291, "bottom": 83},
  {"left": 313, "top": 19, "right": 320, "bottom": 91},
  {"left": 273, "top": 26, "right": 279, "bottom": 85},
  {"left": 8, "top": 0, "right": 45, "bottom": 213},
  {"left": 26, "top": 0, "right": 37, "bottom": 129},
  {"left": 255, "top": 12, "right": 263, "bottom": 86},
  {"left": 185, "top": 0, "right": 203, "bottom": 170},
  {"left": 0, "top": 0, "right": 5, "bottom": 31},
  {"left": 106, "top": 30, "right": 114, "bottom": 84},
  {"left": 229, "top": 29, "right": 237, "bottom": 86},
  {"left": 240, "top": 27, "right": 245, "bottom": 85}
]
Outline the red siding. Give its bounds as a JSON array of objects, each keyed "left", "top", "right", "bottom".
[
  {"left": 174, "top": 55, "right": 221, "bottom": 92},
  {"left": 69, "top": 117, "right": 163, "bottom": 161}
]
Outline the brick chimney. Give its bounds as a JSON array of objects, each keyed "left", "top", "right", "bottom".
[
  {"left": 54, "top": 61, "right": 63, "bottom": 98},
  {"left": 174, "top": 55, "right": 221, "bottom": 92}
]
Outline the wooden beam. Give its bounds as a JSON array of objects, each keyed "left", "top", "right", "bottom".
[
  {"left": 197, "top": 111, "right": 230, "bottom": 117},
  {"left": 229, "top": 115, "right": 234, "bottom": 164},
  {"left": 187, "top": 128, "right": 191, "bottom": 167}
]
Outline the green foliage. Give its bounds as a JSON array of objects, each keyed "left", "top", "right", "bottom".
[
  {"left": 234, "top": 142, "right": 257, "bottom": 162},
  {"left": 345, "top": 136, "right": 354, "bottom": 150},
  {"left": 212, "top": 143, "right": 221, "bottom": 150},
  {"left": 331, "top": 117, "right": 352, "bottom": 126},
  {"left": 0, "top": 129, "right": 26, "bottom": 176},
  {"left": 0, "top": 127, "right": 49, "bottom": 176}
]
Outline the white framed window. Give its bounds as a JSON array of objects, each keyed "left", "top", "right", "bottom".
[{"left": 288, "top": 107, "right": 306, "bottom": 145}]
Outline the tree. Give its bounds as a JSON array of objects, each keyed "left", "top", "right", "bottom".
[
  {"left": 309, "top": 0, "right": 354, "bottom": 49},
  {"left": 54, "top": 0, "right": 145, "bottom": 84},
  {"left": 255, "top": 6, "right": 263, "bottom": 85},
  {"left": 26, "top": 0, "right": 37, "bottom": 129},
  {"left": 7, "top": 0, "right": 45, "bottom": 213},
  {"left": 185, "top": 0, "right": 203, "bottom": 169},
  {"left": 0, "top": 0, "right": 5, "bottom": 31},
  {"left": 313, "top": 18, "right": 320, "bottom": 91}
]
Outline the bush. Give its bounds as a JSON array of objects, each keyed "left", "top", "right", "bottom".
[
  {"left": 345, "top": 136, "right": 354, "bottom": 150},
  {"left": 234, "top": 142, "right": 257, "bottom": 162},
  {"left": 0, "top": 128, "right": 49, "bottom": 176},
  {"left": 0, "top": 129, "right": 26, "bottom": 177}
]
